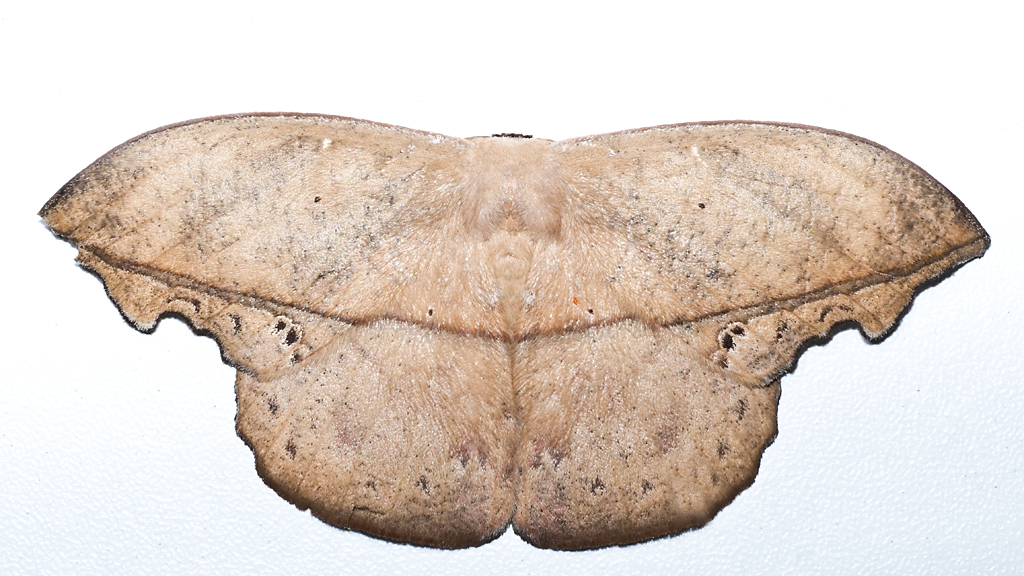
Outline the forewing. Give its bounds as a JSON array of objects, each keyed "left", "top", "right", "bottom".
[
  {"left": 516, "top": 122, "right": 988, "bottom": 338},
  {"left": 41, "top": 114, "right": 505, "bottom": 339}
]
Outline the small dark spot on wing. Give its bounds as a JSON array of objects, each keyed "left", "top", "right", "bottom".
[
  {"left": 717, "top": 440, "right": 731, "bottom": 458},
  {"left": 720, "top": 333, "right": 735, "bottom": 350},
  {"left": 719, "top": 322, "right": 746, "bottom": 350},
  {"left": 818, "top": 306, "right": 833, "bottom": 322},
  {"left": 775, "top": 322, "right": 789, "bottom": 341},
  {"left": 733, "top": 398, "right": 748, "bottom": 421}
]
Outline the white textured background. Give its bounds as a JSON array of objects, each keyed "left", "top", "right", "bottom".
[{"left": 3, "top": 2, "right": 1021, "bottom": 574}]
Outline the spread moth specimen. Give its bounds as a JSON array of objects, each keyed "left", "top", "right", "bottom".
[{"left": 41, "top": 114, "right": 989, "bottom": 549}]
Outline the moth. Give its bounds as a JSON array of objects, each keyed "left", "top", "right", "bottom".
[{"left": 40, "top": 114, "right": 989, "bottom": 549}]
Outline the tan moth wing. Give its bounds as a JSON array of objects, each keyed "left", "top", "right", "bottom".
[
  {"left": 40, "top": 115, "right": 988, "bottom": 550},
  {"left": 41, "top": 115, "right": 519, "bottom": 548},
  {"left": 510, "top": 123, "right": 988, "bottom": 548}
]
